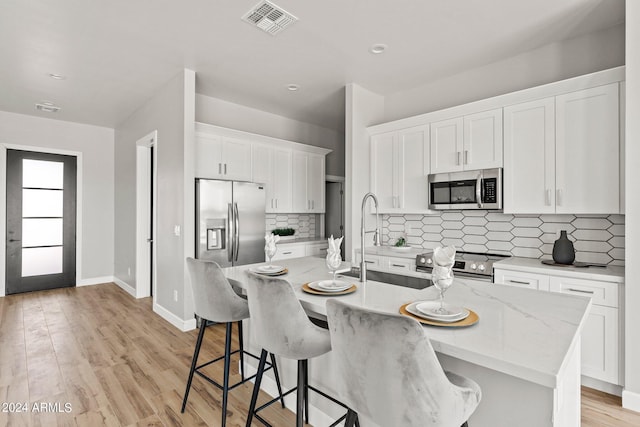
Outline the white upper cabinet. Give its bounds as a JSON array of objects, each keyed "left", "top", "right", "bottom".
[
  {"left": 555, "top": 83, "right": 619, "bottom": 214},
  {"left": 370, "top": 125, "right": 430, "bottom": 213},
  {"left": 504, "top": 98, "right": 556, "bottom": 214},
  {"left": 504, "top": 83, "right": 620, "bottom": 214},
  {"left": 430, "top": 109, "right": 502, "bottom": 173},
  {"left": 196, "top": 134, "right": 252, "bottom": 181},
  {"left": 292, "top": 151, "right": 325, "bottom": 213},
  {"left": 252, "top": 145, "right": 292, "bottom": 213}
]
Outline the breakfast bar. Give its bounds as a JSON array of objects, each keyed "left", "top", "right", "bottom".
[{"left": 223, "top": 256, "right": 591, "bottom": 427}]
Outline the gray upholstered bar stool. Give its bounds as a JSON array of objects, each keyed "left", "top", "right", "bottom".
[
  {"left": 182, "top": 258, "right": 285, "bottom": 427},
  {"left": 244, "top": 271, "right": 350, "bottom": 427},
  {"left": 326, "top": 299, "right": 482, "bottom": 427}
]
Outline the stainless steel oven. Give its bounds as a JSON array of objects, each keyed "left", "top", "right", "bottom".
[
  {"left": 416, "top": 250, "right": 510, "bottom": 282},
  {"left": 428, "top": 167, "right": 502, "bottom": 210}
]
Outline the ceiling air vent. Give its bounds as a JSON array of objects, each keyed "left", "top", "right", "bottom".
[
  {"left": 242, "top": 1, "right": 298, "bottom": 36},
  {"left": 35, "top": 102, "right": 60, "bottom": 113}
]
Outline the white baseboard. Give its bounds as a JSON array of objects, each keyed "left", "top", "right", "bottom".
[
  {"left": 153, "top": 303, "right": 197, "bottom": 332},
  {"left": 243, "top": 362, "right": 338, "bottom": 426},
  {"left": 581, "top": 375, "right": 622, "bottom": 396},
  {"left": 622, "top": 389, "right": 640, "bottom": 412},
  {"left": 77, "top": 276, "right": 114, "bottom": 287},
  {"left": 112, "top": 277, "right": 136, "bottom": 297}
]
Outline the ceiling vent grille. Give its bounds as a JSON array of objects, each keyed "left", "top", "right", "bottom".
[
  {"left": 242, "top": 1, "right": 298, "bottom": 36},
  {"left": 35, "top": 103, "right": 60, "bottom": 113}
]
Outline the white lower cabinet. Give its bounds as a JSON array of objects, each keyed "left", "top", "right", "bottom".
[
  {"left": 273, "top": 241, "right": 329, "bottom": 261},
  {"left": 495, "top": 268, "right": 622, "bottom": 386}
]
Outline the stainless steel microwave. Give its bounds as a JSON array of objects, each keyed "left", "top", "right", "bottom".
[{"left": 428, "top": 168, "right": 502, "bottom": 210}]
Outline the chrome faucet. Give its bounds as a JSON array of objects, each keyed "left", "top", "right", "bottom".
[{"left": 360, "top": 192, "right": 381, "bottom": 282}]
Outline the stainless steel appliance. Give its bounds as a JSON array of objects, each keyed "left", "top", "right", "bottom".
[
  {"left": 196, "top": 179, "right": 265, "bottom": 266},
  {"left": 428, "top": 167, "right": 502, "bottom": 210},
  {"left": 416, "top": 250, "right": 510, "bottom": 282}
]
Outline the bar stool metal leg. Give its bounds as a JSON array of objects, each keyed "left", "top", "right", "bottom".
[
  {"left": 222, "top": 322, "right": 233, "bottom": 427},
  {"left": 246, "top": 349, "right": 268, "bottom": 427},
  {"left": 303, "top": 359, "right": 309, "bottom": 425},
  {"left": 181, "top": 319, "right": 207, "bottom": 413},
  {"left": 345, "top": 410, "right": 358, "bottom": 427},
  {"left": 296, "top": 360, "right": 305, "bottom": 427},
  {"left": 238, "top": 320, "right": 245, "bottom": 381},
  {"left": 270, "top": 353, "right": 286, "bottom": 408}
]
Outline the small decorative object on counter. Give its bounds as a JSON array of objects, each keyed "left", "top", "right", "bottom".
[
  {"left": 326, "top": 235, "right": 344, "bottom": 284},
  {"left": 432, "top": 245, "right": 456, "bottom": 315},
  {"left": 264, "top": 232, "right": 280, "bottom": 267},
  {"left": 394, "top": 235, "right": 407, "bottom": 247},
  {"left": 552, "top": 230, "right": 575, "bottom": 265}
]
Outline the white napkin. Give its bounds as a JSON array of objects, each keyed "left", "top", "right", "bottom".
[
  {"left": 326, "top": 235, "right": 343, "bottom": 266},
  {"left": 432, "top": 245, "right": 456, "bottom": 286},
  {"left": 264, "top": 232, "right": 280, "bottom": 253}
]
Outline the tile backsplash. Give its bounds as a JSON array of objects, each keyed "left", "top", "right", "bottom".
[
  {"left": 266, "top": 214, "right": 317, "bottom": 239},
  {"left": 382, "top": 212, "right": 625, "bottom": 266}
]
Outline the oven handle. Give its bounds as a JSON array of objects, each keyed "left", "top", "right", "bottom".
[{"left": 476, "top": 170, "right": 483, "bottom": 208}]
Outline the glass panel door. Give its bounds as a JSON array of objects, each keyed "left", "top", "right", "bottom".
[{"left": 5, "top": 150, "right": 77, "bottom": 294}]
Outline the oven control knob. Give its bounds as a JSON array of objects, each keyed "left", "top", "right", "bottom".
[
  {"left": 478, "top": 264, "right": 486, "bottom": 271},
  {"left": 419, "top": 257, "right": 426, "bottom": 264},
  {"left": 426, "top": 258, "right": 433, "bottom": 265},
  {"left": 470, "top": 263, "right": 477, "bottom": 270}
]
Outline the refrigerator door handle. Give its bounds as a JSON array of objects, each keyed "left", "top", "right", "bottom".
[
  {"left": 227, "top": 203, "right": 234, "bottom": 262},
  {"left": 233, "top": 203, "right": 240, "bottom": 262}
]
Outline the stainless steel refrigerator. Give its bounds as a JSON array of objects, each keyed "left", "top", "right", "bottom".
[{"left": 196, "top": 179, "right": 266, "bottom": 266}]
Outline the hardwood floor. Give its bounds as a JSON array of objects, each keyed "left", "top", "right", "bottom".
[{"left": 0, "top": 283, "right": 638, "bottom": 426}]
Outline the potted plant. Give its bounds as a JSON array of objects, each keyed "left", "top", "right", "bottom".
[{"left": 272, "top": 227, "right": 296, "bottom": 241}]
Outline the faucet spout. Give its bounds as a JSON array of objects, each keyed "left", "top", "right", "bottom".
[{"left": 360, "top": 192, "right": 381, "bottom": 283}]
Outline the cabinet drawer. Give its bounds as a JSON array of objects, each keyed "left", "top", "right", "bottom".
[
  {"left": 549, "top": 277, "right": 619, "bottom": 308},
  {"left": 272, "top": 244, "right": 305, "bottom": 261},
  {"left": 494, "top": 269, "right": 550, "bottom": 291},
  {"left": 305, "top": 243, "right": 328, "bottom": 257},
  {"left": 385, "top": 258, "right": 414, "bottom": 273},
  {"left": 355, "top": 253, "right": 381, "bottom": 268}
]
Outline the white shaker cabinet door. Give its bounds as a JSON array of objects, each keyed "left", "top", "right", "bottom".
[
  {"left": 196, "top": 134, "right": 224, "bottom": 178},
  {"left": 272, "top": 149, "right": 292, "bottom": 212},
  {"left": 555, "top": 83, "right": 619, "bottom": 214},
  {"left": 307, "top": 154, "right": 325, "bottom": 213},
  {"left": 430, "top": 117, "right": 463, "bottom": 173},
  {"left": 581, "top": 304, "right": 620, "bottom": 385},
  {"left": 370, "top": 131, "right": 398, "bottom": 212},
  {"left": 463, "top": 108, "right": 503, "bottom": 170},
  {"left": 221, "top": 137, "right": 252, "bottom": 181},
  {"left": 503, "top": 98, "right": 556, "bottom": 214},
  {"left": 398, "top": 126, "right": 430, "bottom": 212}
]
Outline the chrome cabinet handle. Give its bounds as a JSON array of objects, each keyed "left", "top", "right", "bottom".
[
  {"left": 456, "top": 151, "right": 461, "bottom": 166},
  {"left": 567, "top": 288, "right": 594, "bottom": 295},
  {"left": 476, "top": 171, "right": 483, "bottom": 208},
  {"left": 233, "top": 203, "right": 239, "bottom": 262},
  {"left": 283, "top": 251, "right": 292, "bottom": 255},
  {"left": 224, "top": 163, "right": 227, "bottom": 175},
  {"left": 227, "top": 203, "right": 233, "bottom": 262},
  {"left": 464, "top": 150, "right": 469, "bottom": 165},
  {"left": 557, "top": 189, "right": 562, "bottom": 206},
  {"left": 507, "top": 279, "right": 530, "bottom": 285},
  {"left": 391, "top": 263, "right": 405, "bottom": 267},
  {"left": 275, "top": 199, "right": 278, "bottom": 209},
  {"left": 219, "top": 163, "right": 222, "bottom": 174},
  {"left": 545, "top": 189, "right": 551, "bottom": 206}
]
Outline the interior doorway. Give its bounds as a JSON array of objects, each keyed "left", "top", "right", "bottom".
[
  {"left": 325, "top": 179, "right": 344, "bottom": 259},
  {"left": 135, "top": 131, "right": 157, "bottom": 299},
  {"left": 5, "top": 149, "right": 77, "bottom": 294}
]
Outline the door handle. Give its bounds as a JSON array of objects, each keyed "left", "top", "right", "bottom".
[
  {"left": 233, "top": 203, "right": 240, "bottom": 262},
  {"left": 464, "top": 150, "right": 469, "bottom": 165},
  {"left": 476, "top": 171, "right": 483, "bottom": 208},
  {"left": 147, "top": 238, "right": 153, "bottom": 243},
  {"left": 224, "top": 163, "right": 227, "bottom": 175},
  {"left": 545, "top": 189, "right": 551, "bottom": 206},
  {"left": 8, "top": 239, "right": 21, "bottom": 242},
  {"left": 456, "top": 151, "right": 461, "bottom": 166},
  {"left": 227, "top": 203, "right": 233, "bottom": 262}
]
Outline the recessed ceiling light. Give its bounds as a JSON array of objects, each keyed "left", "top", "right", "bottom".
[
  {"left": 35, "top": 102, "right": 61, "bottom": 113},
  {"left": 369, "top": 44, "right": 387, "bottom": 54},
  {"left": 287, "top": 84, "right": 300, "bottom": 91},
  {"left": 48, "top": 73, "right": 66, "bottom": 80}
]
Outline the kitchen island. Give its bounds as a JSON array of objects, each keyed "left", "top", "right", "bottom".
[{"left": 223, "top": 256, "right": 591, "bottom": 427}]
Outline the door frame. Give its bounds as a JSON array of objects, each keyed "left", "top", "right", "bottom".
[
  {"left": 135, "top": 131, "right": 157, "bottom": 300},
  {"left": 325, "top": 174, "right": 345, "bottom": 241},
  {"left": 0, "top": 144, "right": 83, "bottom": 298}
]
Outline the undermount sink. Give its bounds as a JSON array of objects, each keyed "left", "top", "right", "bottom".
[{"left": 339, "top": 268, "right": 432, "bottom": 290}]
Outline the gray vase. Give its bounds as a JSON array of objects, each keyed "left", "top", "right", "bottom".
[{"left": 552, "top": 230, "right": 575, "bottom": 265}]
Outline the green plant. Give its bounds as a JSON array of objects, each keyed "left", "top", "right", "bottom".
[
  {"left": 394, "top": 236, "right": 406, "bottom": 247},
  {"left": 272, "top": 227, "right": 295, "bottom": 236}
]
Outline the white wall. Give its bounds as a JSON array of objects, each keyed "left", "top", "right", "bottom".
[
  {"left": 344, "top": 84, "right": 385, "bottom": 260},
  {"left": 623, "top": 1, "right": 640, "bottom": 412},
  {"left": 384, "top": 24, "right": 624, "bottom": 123},
  {"left": 0, "top": 111, "right": 115, "bottom": 292},
  {"left": 114, "top": 69, "right": 196, "bottom": 327},
  {"left": 196, "top": 94, "right": 345, "bottom": 177}
]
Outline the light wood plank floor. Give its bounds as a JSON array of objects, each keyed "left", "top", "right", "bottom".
[{"left": 0, "top": 283, "right": 639, "bottom": 426}]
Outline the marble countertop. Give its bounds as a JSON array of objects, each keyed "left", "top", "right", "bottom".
[
  {"left": 223, "top": 256, "right": 591, "bottom": 389},
  {"left": 355, "top": 245, "right": 428, "bottom": 259},
  {"left": 494, "top": 256, "right": 624, "bottom": 283}
]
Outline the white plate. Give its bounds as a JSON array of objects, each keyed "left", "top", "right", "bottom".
[
  {"left": 308, "top": 280, "right": 352, "bottom": 293},
  {"left": 406, "top": 302, "right": 469, "bottom": 323},
  {"left": 251, "top": 265, "right": 285, "bottom": 275},
  {"left": 416, "top": 301, "right": 465, "bottom": 319}
]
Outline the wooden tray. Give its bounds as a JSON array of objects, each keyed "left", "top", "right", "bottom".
[
  {"left": 399, "top": 303, "right": 479, "bottom": 327},
  {"left": 302, "top": 283, "right": 357, "bottom": 296}
]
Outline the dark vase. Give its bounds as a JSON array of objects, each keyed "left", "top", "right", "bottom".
[{"left": 552, "top": 230, "right": 575, "bottom": 265}]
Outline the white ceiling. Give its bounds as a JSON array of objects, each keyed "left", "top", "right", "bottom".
[{"left": 0, "top": 0, "right": 624, "bottom": 132}]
